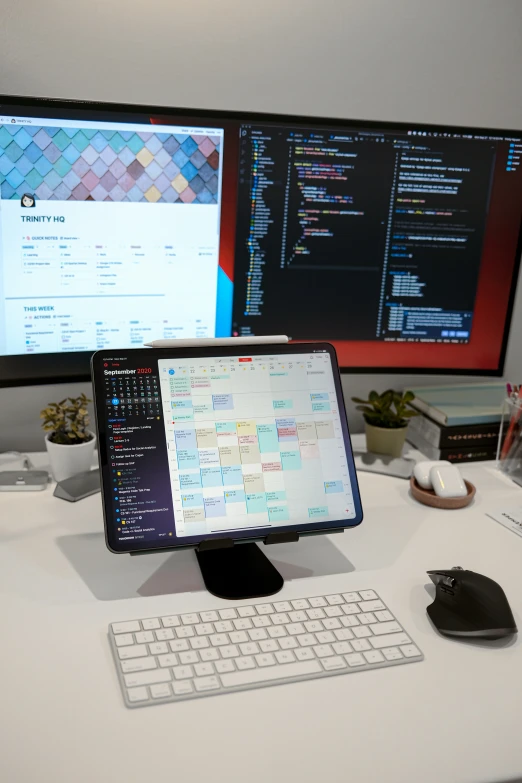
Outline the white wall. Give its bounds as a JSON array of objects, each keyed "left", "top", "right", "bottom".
[{"left": 1, "top": 0, "right": 522, "bottom": 451}]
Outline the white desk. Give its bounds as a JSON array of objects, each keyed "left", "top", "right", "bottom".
[{"left": 1, "top": 441, "right": 521, "bottom": 783}]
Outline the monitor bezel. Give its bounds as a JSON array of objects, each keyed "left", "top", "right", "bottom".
[
  {"left": 0, "top": 92, "right": 521, "bottom": 385},
  {"left": 91, "top": 342, "right": 363, "bottom": 554}
]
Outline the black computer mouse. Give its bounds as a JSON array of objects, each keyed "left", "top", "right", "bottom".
[{"left": 427, "top": 567, "right": 517, "bottom": 640}]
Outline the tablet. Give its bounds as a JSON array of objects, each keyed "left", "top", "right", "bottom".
[{"left": 91, "top": 343, "right": 363, "bottom": 553}]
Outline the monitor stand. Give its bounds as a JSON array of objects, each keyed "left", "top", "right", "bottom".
[{"left": 195, "top": 543, "right": 284, "bottom": 600}]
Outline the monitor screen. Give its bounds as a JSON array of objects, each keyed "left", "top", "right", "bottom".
[
  {"left": 91, "top": 343, "right": 363, "bottom": 553},
  {"left": 0, "top": 95, "right": 521, "bottom": 384}
]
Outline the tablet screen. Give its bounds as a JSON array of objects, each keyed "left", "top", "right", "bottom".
[{"left": 92, "top": 343, "right": 362, "bottom": 553}]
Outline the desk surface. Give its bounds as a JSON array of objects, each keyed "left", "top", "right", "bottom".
[{"left": 1, "top": 440, "right": 522, "bottom": 783}]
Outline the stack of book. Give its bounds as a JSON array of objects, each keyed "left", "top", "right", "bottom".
[{"left": 406, "top": 382, "right": 506, "bottom": 463}]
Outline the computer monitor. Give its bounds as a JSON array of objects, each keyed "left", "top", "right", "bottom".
[
  {"left": 1, "top": 94, "right": 521, "bottom": 385},
  {"left": 91, "top": 342, "right": 362, "bottom": 598}
]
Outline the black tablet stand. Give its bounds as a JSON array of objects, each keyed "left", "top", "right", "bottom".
[{"left": 195, "top": 532, "right": 298, "bottom": 600}]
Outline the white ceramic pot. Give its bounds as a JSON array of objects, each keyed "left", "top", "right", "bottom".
[
  {"left": 365, "top": 422, "right": 408, "bottom": 458},
  {"left": 45, "top": 431, "right": 96, "bottom": 483}
]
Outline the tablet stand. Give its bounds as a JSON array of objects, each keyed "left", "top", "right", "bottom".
[{"left": 196, "top": 542, "right": 284, "bottom": 600}]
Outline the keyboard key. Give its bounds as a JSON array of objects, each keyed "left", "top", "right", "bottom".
[
  {"left": 309, "top": 597, "right": 327, "bottom": 607},
  {"left": 236, "top": 656, "right": 256, "bottom": 670},
  {"left": 369, "top": 621, "right": 402, "bottom": 636},
  {"left": 341, "top": 616, "right": 359, "bottom": 628},
  {"left": 249, "top": 629, "right": 268, "bottom": 641},
  {"left": 273, "top": 601, "right": 292, "bottom": 612},
  {"left": 360, "top": 590, "right": 378, "bottom": 600},
  {"left": 114, "top": 633, "right": 134, "bottom": 647},
  {"left": 322, "top": 656, "right": 346, "bottom": 671},
  {"left": 268, "top": 626, "right": 287, "bottom": 639},
  {"left": 149, "top": 642, "right": 168, "bottom": 655},
  {"left": 306, "top": 608, "right": 326, "bottom": 620},
  {"left": 358, "top": 600, "right": 385, "bottom": 612},
  {"left": 304, "top": 620, "right": 323, "bottom": 633},
  {"left": 173, "top": 680, "right": 193, "bottom": 696},
  {"left": 256, "top": 653, "right": 276, "bottom": 667},
  {"left": 240, "top": 642, "right": 260, "bottom": 655},
  {"left": 229, "top": 631, "right": 249, "bottom": 644},
  {"left": 172, "top": 665, "right": 193, "bottom": 680},
  {"left": 121, "top": 657, "right": 157, "bottom": 674},
  {"left": 334, "top": 628, "right": 354, "bottom": 641},
  {"left": 291, "top": 599, "right": 310, "bottom": 610},
  {"left": 155, "top": 629, "right": 174, "bottom": 641},
  {"left": 275, "top": 650, "right": 296, "bottom": 664},
  {"left": 324, "top": 606, "right": 343, "bottom": 618},
  {"left": 298, "top": 634, "right": 316, "bottom": 647},
  {"left": 214, "top": 621, "right": 234, "bottom": 633},
  {"left": 259, "top": 639, "right": 279, "bottom": 653},
  {"left": 220, "top": 645, "right": 239, "bottom": 659},
  {"left": 252, "top": 616, "right": 271, "bottom": 628},
  {"left": 233, "top": 618, "right": 253, "bottom": 630},
  {"left": 351, "top": 639, "right": 371, "bottom": 652},
  {"left": 256, "top": 604, "right": 274, "bottom": 615},
  {"left": 124, "top": 670, "right": 171, "bottom": 688},
  {"left": 382, "top": 647, "right": 403, "bottom": 661},
  {"left": 216, "top": 660, "right": 235, "bottom": 674},
  {"left": 181, "top": 613, "right": 199, "bottom": 625},
  {"left": 200, "top": 648, "right": 219, "bottom": 662},
  {"left": 112, "top": 621, "right": 140, "bottom": 635},
  {"left": 118, "top": 644, "right": 148, "bottom": 660},
  {"left": 150, "top": 683, "right": 171, "bottom": 699},
  {"left": 289, "top": 611, "right": 307, "bottom": 623},
  {"left": 221, "top": 660, "right": 321, "bottom": 688},
  {"left": 342, "top": 592, "right": 361, "bottom": 603},
  {"left": 179, "top": 651, "right": 199, "bottom": 665},
  {"left": 219, "top": 608, "right": 238, "bottom": 620},
  {"left": 364, "top": 650, "right": 385, "bottom": 664},
  {"left": 161, "top": 616, "right": 180, "bottom": 628},
  {"left": 200, "top": 611, "right": 219, "bottom": 623},
  {"left": 169, "top": 639, "right": 189, "bottom": 653},
  {"left": 316, "top": 631, "right": 335, "bottom": 644},
  {"left": 176, "top": 627, "right": 195, "bottom": 639},
  {"left": 279, "top": 637, "right": 298, "bottom": 650},
  {"left": 210, "top": 634, "right": 229, "bottom": 646},
  {"left": 323, "top": 618, "right": 342, "bottom": 630},
  {"left": 332, "top": 641, "right": 352, "bottom": 655},
  {"left": 358, "top": 613, "right": 376, "bottom": 625},
  {"left": 353, "top": 626, "right": 371, "bottom": 638},
  {"left": 195, "top": 623, "right": 214, "bottom": 636},
  {"left": 374, "top": 610, "right": 394, "bottom": 622},
  {"left": 272, "top": 613, "right": 289, "bottom": 625},
  {"left": 345, "top": 653, "right": 365, "bottom": 667},
  {"left": 237, "top": 606, "right": 256, "bottom": 617},
  {"left": 142, "top": 618, "right": 161, "bottom": 630},
  {"left": 287, "top": 623, "right": 305, "bottom": 636},
  {"left": 190, "top": 637, "right": 210, "bottom": 650},
  {"left": 342, "top": 604, "right": 360, "bottom": 615},
  {"left": 400, "top": 644, "right": 421, "bottom": 658},
  {"left": 135, "top": 631, "right": 155, "bottom": 645},
  {"left": 158, "top": 654, "right": 178, "bottom": 668},
  {"left": 314, "top": 644, "right": 333, "bottom": 658},
  {"left": 194, "top": 676, "right": 220, "bottom": 692},
  {"left": 370, "top": 633, "right": 411, "bottom": 650},
  {"left": 326, "top": 594, "right": 343, "bottom": 605},
  {"left": 295, "top": 647, "right": 315, "bottom": 661},
  {"left": 127, "top": 687, "right": 149, "bottom": 703}
]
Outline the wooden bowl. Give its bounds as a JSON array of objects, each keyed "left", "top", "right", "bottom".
[{"left": 410, "top": 476, "right": 476, "bottom": 509}]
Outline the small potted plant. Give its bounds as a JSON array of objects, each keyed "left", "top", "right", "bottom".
[
  {"left": 40, "top": 393, "right": 96, "bottom": 482},
  {"left": 351, "top": 389, "right": 419, "bottom": 458}
]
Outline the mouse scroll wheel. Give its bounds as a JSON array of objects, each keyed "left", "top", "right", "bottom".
[{"left": 442, "top": 576, "right": 456, "bottom": 587}]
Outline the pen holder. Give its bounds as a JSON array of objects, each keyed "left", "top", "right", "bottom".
[{"left": 497, "top": 397, "right": 522, "bottom": 487}]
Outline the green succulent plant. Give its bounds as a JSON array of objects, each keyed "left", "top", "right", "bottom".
[
  {"left": 352, "top": 389, "right": 419, "bottom": 429},
  {"left": 40, "top": 393, "right": 93, "bottom": 445}
]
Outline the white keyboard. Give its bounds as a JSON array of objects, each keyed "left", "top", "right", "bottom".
[{"left": 109, "top": 589, "right": 423, "bottom": 708}]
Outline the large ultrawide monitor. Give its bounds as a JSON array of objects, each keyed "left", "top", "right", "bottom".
[
  {"left": 1, "top": 94, "right": 521, "bottom": 385},
  {"left": 91, "top": 343, "right": 363, "bottom": 556}
]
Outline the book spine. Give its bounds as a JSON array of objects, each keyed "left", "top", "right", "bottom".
[
  {"left": 408, "top": 414, "right": 500, "bottom": 449},
  {"left": 407, "top": 429, "right": 497, "bottom": 463},
  {"left": 410, "top": 398, "right": 446, "bottom": 427}
]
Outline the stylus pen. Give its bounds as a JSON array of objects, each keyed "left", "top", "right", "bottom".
[{"left": 144, "top": 336, "right": 289, "bottom": 348}]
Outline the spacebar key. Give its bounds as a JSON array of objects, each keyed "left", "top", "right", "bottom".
[{"left": 221, "top": 660, "right": 321, "bottom": 688}]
